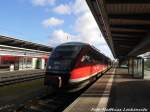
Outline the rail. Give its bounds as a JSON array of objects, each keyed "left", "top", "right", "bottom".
[{"left": 0, "top": 71, "right": 45, "bottom": 86}]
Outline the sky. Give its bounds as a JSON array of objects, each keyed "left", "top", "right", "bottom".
[{"left": 0, "top": 0, "right": 114, "bottom": 59}]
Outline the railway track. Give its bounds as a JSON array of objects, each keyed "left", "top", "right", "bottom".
[
  {"left": 0, "top": 68, "right": 111, "bottom": 112},
  {"left": 13, "top": 72, "right": 107, "bottom": 112},
  {"left": 0, "top": 86, "right": 86, "bottom": 112},
  {"left": 14, "top": 91, "right": 83, "bottom": 112},
  {"left": 0, "top": 72, "right": 44, "bottom": 86}
]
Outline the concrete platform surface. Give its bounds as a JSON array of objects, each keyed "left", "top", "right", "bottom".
[{"left": 107, "top": 68, "right": 150, "bottom": 112}]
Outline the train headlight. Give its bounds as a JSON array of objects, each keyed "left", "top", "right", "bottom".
[{"left": 48, "top": 66, "right": 52, "bottom": 69}]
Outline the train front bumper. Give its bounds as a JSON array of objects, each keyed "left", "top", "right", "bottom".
[{"left": 44, "top": 75, "right": 62, "bottom": 88}]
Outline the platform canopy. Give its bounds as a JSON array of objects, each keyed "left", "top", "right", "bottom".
[
  {"left": 86, "top": 0, "right": 150, "bottom": 59},
  {"left": 0, "top": 35, "right": 52, "bottom": 52}
]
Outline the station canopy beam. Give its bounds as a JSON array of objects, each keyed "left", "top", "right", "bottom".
[
  {"left": 86, "top": 0, "right": 150, "bottom": 59},
  {"left": 0, "top": 35, "right": 52, "bottom": 52}
]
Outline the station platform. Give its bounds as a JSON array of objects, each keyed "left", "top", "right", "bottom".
[{"left": 64, "top": 68, "right": 150, "bottom": 112}]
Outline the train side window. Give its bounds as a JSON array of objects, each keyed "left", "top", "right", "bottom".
[
  {"left": 81, "top": 55, "right": 90, "bottom": 62},
  {"left": 87, "top": 56, "right": 92, "bottom": 63},
  {"left": 80, "top": 46, "right": 93, "bottom": 65},
  {"left": 81, "top": 55, "right": 85, "bottom": 62}
]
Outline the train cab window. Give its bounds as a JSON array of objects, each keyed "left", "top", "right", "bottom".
[
  {"left": 81, "top": 55, "right": 90, "bottom": 62},
  {"left": 50, "top": 45, "right": 81, "bottom": 59}
]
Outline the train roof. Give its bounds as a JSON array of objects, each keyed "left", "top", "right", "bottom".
[
  {"left": 59, "top": 42, "right": 89, "bottom": 46},
  {"left": 57, "top": 42, "right": 111, "bottom": 60}
]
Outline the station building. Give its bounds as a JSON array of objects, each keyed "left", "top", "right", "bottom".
[{"left": 0, "top": 35, "right": 52, "bottom": 71}]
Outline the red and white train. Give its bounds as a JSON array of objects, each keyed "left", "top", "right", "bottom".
[{"left": 44, "top": 42, "right": 111, "bottom": 91}]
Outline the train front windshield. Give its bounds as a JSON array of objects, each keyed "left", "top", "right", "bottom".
[
  {"left": 51, "top": 46, "right": 80, "bottom": 59},
  {"left": 47, "top": 45, "right": 81, "bottom": 71}
]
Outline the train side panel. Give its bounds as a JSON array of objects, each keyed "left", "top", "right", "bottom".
[{"left": 69, "top": 46, "right": 108, "bottom": 83}]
